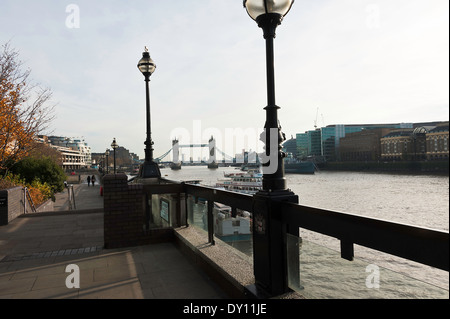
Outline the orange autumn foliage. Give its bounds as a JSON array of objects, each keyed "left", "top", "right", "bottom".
[{"left": 0, "top": 79, "right": 34, "bottom": 170}]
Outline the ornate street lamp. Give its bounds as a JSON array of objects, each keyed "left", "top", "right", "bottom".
[
  {"left": 111, "top": 138, "right": 118, "bottom": 174},
  {"left": 137, "top": 46, "right": 161, "bottom": 178},
  {"left": 244, "top": 0, "right": 294, "bottom": 192},
  {"left": 105, "top": 149, "right": 110, "bottom": 174},
  {"left": 243, "top": 0, "right": 299, "bottom": 297}
]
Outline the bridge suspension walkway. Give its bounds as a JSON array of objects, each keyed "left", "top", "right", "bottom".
[{"left": 155, "top": 146, "right": 235, "bottom": 163}]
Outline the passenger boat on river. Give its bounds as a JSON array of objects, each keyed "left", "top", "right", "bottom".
[{"left": 215, "top": 169, "right": 263, "bottom": 195}]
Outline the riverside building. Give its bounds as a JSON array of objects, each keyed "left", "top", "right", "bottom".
[
  {"left": 426, "top": 123, "right": 449, "bottom": 161},
  {"left": 295, "top": 123, "right": 413, "bottom": 161},
  {"left": 38, "top": 136, "right": 92, "bottom": 171},
  {"left": 292, "top": 122, "right": 448, "bottom": 162}
]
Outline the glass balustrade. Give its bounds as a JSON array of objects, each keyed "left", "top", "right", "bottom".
[{"left": 287, "top": 233, "right": 449, "bottom": 299}]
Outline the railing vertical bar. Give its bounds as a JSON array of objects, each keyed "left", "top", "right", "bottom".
[
  {"left": 67, "top": 185, "right": 72, "bottom": 210},
  {"left": 176, "top": 192, "right": 181, "bottom": 227},
  {"left": 26, "top": 189, "right": 37, "bottom": 213},
  {"left": 23, "top": 187, "right": 27, "bottom": 214},
  {"left": 207, "top": 200, "right": 215, "bottom": 245},
  {"left": 185, "top": 193, "right": 189, "bottom": 227},
  {"left": 68, "top": 186, "right": 72, "bottom": 210},
  {"left": 72, "top": 185, "right": 76, "bottom": 210},
  {"left": 287, "top": 223, "right": 301, "bottom": 291},
  {"left": 340, "top": 240, "right": 354, "bottom": 261}
]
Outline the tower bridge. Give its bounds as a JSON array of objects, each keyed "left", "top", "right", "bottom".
[{"left": 155, "top": 137, "right": 236, "bottom": 170}]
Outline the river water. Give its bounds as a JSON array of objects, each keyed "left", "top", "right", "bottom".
[{"left": 160, "top": 166, "right": 449, "bottom": 298}]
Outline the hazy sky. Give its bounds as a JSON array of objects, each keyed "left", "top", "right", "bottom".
[{"left": 1, "top": 0, "right": 448, "bottom": 160}]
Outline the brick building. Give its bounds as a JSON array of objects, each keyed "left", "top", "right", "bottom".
[
  {"left": 380, "top": 126, "right": 444, "bottom": 161},
  {"left": 339, "top": 128, "right": 393, "bottom": 161},
  {"left": 426, "top": 123, "right": 449, "bottom": 160}
]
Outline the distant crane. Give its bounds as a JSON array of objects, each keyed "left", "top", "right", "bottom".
[
  {"left": 314, "top": 107, "right": 326, "bottom": 129},
  {"left": 314, "top": 107, "right": 319, "bottom": 129}
]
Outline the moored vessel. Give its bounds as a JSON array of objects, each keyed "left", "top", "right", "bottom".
[
  {"left": 216, "top": 169, "right": 263, "bottom": 195},
  {"left": 284, "top": 160, "right": 316, "bottom": 174},
  {"left": 212, "top": 203, "right": 252, "bottom": 242}
]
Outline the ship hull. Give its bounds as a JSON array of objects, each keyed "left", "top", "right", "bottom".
[
  {"left": 284, "top": 162, "right": 315, "bottom": 174},
  {"left": 208, "top": 162, "right": 219, "bottom": 169}
]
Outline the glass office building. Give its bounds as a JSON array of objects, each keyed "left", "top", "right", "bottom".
[
  {"left": 295, "top": 123, "right": 413, "bottom": 161},
  {"left": 296, "top": 133, "right": 309, "bottom": 159},
  {"left": 321, "top": 127, "right": 336, "bottom": 161}
]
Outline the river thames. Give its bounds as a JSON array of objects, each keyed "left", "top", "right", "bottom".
[{"left": 159, "top": 165, "right": 449, "bottom": 298}]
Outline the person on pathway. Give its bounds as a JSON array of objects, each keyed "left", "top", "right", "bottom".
[
  {"left": 87, "top": 175, "right": 91, "bottom": 186},
  {"left": 91, "top": 175, "right": 96, "bottom": 186}
]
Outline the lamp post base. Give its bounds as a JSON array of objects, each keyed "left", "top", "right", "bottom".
[
  {"left": 139, "top": 161, "right": 161, "bottom": 179},
  {"left": 252, "top": 188, "right": 298, "bottom": 296}
]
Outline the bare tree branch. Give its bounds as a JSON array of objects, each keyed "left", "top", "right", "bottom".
[{"left": 1, "top": 42, "right": 56, "bottom": 173}]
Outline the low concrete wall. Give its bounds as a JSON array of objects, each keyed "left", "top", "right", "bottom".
[
  {"left": 36, "top": 198, "right": 54, "bottom": 213},
  {"left": 0, "top": 187, "right": 54, "bottom": 226},
  {"left": 1, "top": 187, "right": 29, "bottom": 225}
]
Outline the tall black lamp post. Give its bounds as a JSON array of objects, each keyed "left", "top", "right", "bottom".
[
  {"left": 243, "top": 0, "right": 299, "bottom": 297},
  {"left": 137, "top": 47, "right": 161, "bottom": 178},
  {"left": 105, "top": 149, "right": 110, "bottom": 174},
  {"left": 111, "top": 138, "right": 118, "bottom": 174},
  {"left": 244, "top": 0, "right": 294, "bottom": 192}
]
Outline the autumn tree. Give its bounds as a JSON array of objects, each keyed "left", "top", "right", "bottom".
[{"left": 0, "top": 42, "right": 55, "bottom": 174}]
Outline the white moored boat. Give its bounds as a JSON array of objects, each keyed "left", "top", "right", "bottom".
[
  {"left": 213, "top": 203, "right": 252, "bottom": 242},
  {"left": 215, "top": 169, "right": 262, "bottom": 195}
]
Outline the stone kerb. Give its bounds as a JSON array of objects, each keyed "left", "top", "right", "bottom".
[{"left": 103, "top": 174, "right": 145, "bottom": 248}]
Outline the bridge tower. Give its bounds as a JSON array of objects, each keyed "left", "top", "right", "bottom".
[
  {"left": 207, "top": 136, "right": 218, "bottom": 169},
  {"left": 170, "top": 138, "right": 181, "bottom": 170}
]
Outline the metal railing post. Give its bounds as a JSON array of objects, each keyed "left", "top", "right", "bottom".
[
  {"left": 23, "top": 187, "right": 27, "bottom": 214},
  {"left": 68, "top": 186, "right": 72, "bottom": 210},
  {"left": 23, "top": 187, "right": 36, "bottom": 214},
  {"left": 207, "top": 200, "right": 215, "bottom": 245},
  {"left": 67, "top": 185, "right": 76, "bottom": 210},
  {"left": 71, "top": 185, "right": 76, "bottom": 210},
  {"left": 287, "top": 223, "right": 301, "bottom": 290},
  {"left": 249, "top": 191, "right": 298, "bottom": 297}
]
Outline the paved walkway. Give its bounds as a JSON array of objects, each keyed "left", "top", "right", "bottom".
[
  {"left": 0, "top": 174, "right": 229, "bottom": 299},
  {"left": 53, "top": 174, "right": 104, "bottom": 211}
]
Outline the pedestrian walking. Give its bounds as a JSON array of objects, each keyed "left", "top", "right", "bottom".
[
  {"left": 87, "top": 175, "right": 91, "bottom": 186},
  {"left": 91, "top": 175, "right": 96, "bottom": 186}
]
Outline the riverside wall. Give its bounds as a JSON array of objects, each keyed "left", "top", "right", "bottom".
[{"left": 321, "top": 160, "right": 449, "bottom": 174}]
